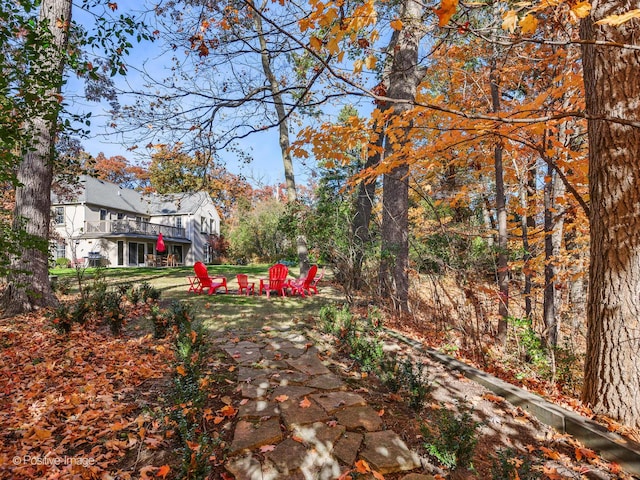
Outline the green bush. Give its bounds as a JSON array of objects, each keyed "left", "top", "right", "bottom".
[
  {"left": 103, "top": 291, "right": 124, "bottom": 335},
  {"left": 139, "top": 281, "right": 161, "bottom": 302},
  {"left": 490, "top": 448, "right": 541, "bottom": 479},
  {"left": 48, "top": 304, "right": 74, "bottom": 334},
  {"left": 422, "top": 404, "right": 480, "bottom": 470},
  {"left": 55, "top": 257, "right": 70, "bottom": 268}
]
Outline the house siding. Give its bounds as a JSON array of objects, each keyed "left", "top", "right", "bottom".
[{"left": 51, "top": 177, "right": 220, "bottom": 267}]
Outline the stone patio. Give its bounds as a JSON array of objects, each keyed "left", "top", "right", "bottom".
[{"left": 221, "top": 331, "right": 432, "bottom": 479}]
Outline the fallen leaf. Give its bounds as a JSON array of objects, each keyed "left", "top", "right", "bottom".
[
  {"left": 372, "top": 469, "right": 385, "bottom": 480},
  {"left": 299, "top": 397, "right": 311, "bottom": 408},
  {"left": 156, "top": 465, "right": 170, "bottom": 478},
  {"left": 378, "top": 409, "right": 385, "bottom": 416},
  {"left": 542, "top": 466, "right": 564, "bottom": 479},
  {"left": 482, "top": 393, "right": 504, "bottom": 403},
  {"left": 139, "top": 465, "right": 157, "bottom": 479},
  {"left": 176, "top": 365, "right": 186, "bottom": 376},
  {"left": 539, "top": 446, "right": 561, "bottom": 460},
  {"left": 260, "top": 444, "right": 276, "bottom": 452},
  {"left": 275, "top": 395, "right": 289, "bottom": 403},
  {"left": 355, "top": 459, "right": 371, "bottom": 473},
  {"left": 220, "top": 405, "right": 237, "bottom": 417}
]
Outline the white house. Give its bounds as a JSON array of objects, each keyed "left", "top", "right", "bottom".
[{"left": 50, "top": 176, "right": 221, "bottom": 267}]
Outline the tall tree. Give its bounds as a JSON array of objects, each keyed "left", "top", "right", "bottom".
[
  {"left": 581, "top": 3, "right": 640, "bottom": 428},
  {"left": 250, "top": 0, "right": 310, "bottom": 273},
  {"left": 3, "top": 0, "right": 73, "bottom": 315},
  {"left": 378, "top": 0, "right": 426, "bottom": 312}
]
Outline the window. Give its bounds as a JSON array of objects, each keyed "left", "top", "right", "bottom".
[
  {"left": 54, "top": 207, "right": 64, "bottom": 225},
  {"left": 100, "top": 209, "right": 107, "bottom": 221},
  {"left": 201, "top": 216, "right": 206, "bottom": 234},
  {"left": 117, "top": 212, "right": 124, "bottom": 220},
  {"left": 176, "top": 217, "right": 182, "bottom": 229},
  {"left": 56, "top": 241, "right": 66, "bottom": 259},
  {"left": 210, "top": 219, "right": 215, "bottom": 234}
]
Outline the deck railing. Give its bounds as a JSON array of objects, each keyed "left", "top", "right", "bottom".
[{"left": 84, "top": 220, "right": 186, "bottom": 238}]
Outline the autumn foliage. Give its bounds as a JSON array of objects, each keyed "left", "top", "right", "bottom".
[{"left": 0, "top": 310, "right": 174, "bottom": 478}]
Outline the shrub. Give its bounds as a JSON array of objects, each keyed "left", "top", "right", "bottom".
[
  {"left": 55, "top": 257, "right": 70, "bottom": 268},
  {"left": 149, "top": 304, "right": 170, "bottom": 339},
  {"left": 401, "top": 359, "right": 432, "bottom": 411},
  {"left": 54, "top": 276, "right": 72, "bottom": 295},
  {"left": 139, "top": 281, "right": 161, "bottom": 302},
  {"left": 490, "top": 448, "right": 541, "bottom": 479},
  {"left": 102, "top": 291, "right": 124, "bottom": 335},
  {"left": 48, "top": 304, "right": 73, "bottom": 334},
  {"left": 422, "top": 404, "right": 480, "bottom": 470}
]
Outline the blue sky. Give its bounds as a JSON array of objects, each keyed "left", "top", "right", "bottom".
[{"left": 66, "top": 3, "right": 315, "bottom": 187}]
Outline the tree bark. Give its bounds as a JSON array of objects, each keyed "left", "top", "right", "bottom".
[
  {"left": 543, "top": 159, "right": 565, "bottom": 347},
  {"left": 520, "top": 160, "right": 536, "bottom": 319},
  {"left": 351, "top": 122, "right": 384, "bottom": 289},
  {"left": 252, "top": 0, "right": 309, "bottom": 273},
  {"left": 4, "top": 0, "right": 72, "bottom": 315},
  {"left": 581, "top": 5, "right": 640, "bottom": 428},
  {"left": 378, "top": 0, "right": 425, "bottom": 312},
  {"left": 490, "top": 65, "right": 509, "bottom": 341}
]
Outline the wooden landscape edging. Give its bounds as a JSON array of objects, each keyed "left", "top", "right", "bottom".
[{"left": 385, "top": 329, "right": 640, "bottom": 478}]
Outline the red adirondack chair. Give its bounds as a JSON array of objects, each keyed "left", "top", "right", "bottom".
[
  {"left": 309, "top": 267, "right": 325, "bottom": 295},
  {"left": 289, "top": 265, "right": 318, "bottom": 297},
  {"left": 259, "top": 263, "right": 289, "bottom": 299},
  {"left": 236, "top": 274, "right": 255, "bottom": 295},
  {"left": 192, "top": 261, "right": 228, "bottom": 295}
]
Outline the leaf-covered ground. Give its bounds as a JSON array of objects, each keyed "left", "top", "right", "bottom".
[{"left": 0, "top": 308, "right": 175, "bottom": 479}]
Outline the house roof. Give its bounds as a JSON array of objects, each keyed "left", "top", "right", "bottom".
[
  {"left": 147, "top": 191, "right": 213, "bottom": 215},
  {"left": 52, "top": 176, "right": 217, "bottom": 217}
]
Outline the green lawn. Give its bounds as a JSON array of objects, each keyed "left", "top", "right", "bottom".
[{"left": 50, "top": 264, "right": 340, "bottom": 332}]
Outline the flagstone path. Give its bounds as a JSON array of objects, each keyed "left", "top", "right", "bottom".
[{"left": 214, "top": 329, "right": 435, "bottom": 480}]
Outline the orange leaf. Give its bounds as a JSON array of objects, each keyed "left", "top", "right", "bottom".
[
  {"left": 355, "top": 459, "right": 371, "bottom": 473},
  {"left": 260, "top": 444, "right": 276, "bottom": 452},
  {"left": 176, "top": 365, "right": 186, "bottom": 376},
  {"left": 186, "top": 439, "right": 201, "bottom": 452},
  {"left": 299, "top": 397, "right": 311, "bottom": 408},
  {"left": 433, "top": 0, "right": 459, "bottom": 27},
  {"left": 377, "top": 409, "right": 384, "bottom": 416},
  {"left": 33, "top": 427, "right": 52, "bottom": 440},
  {"left": 156, "top": 465, "right": 171, "bottom": 478},
  {"left": 275, "top": 395, "right": 289, "bottom": 403},
  {"left": 213, "top": 416, "right": 225, "bottom": 424},
  {"left": 220, "top": 405, "right": 237, "bottom": 417},
  {"left": 140, "top": 466, "right": 157, "bottom": 480},
  {"left": 542, "top": 466, "right": 564, "bottom": 479},
  {"left": 372, "top": 470, "right": 385, "bottom": 480},
  {"left": 390, "top": 18, "right": 403, "bottom": 30},
  {"left": 482, "top": 393, "right": 504, "bottom": 403},
  {"left": 539, "top": 446, "right": 561, "bottom": 460}
]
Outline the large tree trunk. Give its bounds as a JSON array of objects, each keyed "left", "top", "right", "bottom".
[
  {"left": 581, "top": 4, "right": 640, "bottom": 428},
  {"left": 351, "top": 123, "right": 384, "bottom": 290},
  {"left": 490, "top": 65, "right": 509, "bottom": 342},
  {"left": 253, "top": 0, "right": 309, "bottom": 273},
  {"left": 378, "top": 0, "right": 425, "bottom": 312},
  {"left": 3, "top": 0, "right": 72, "bottom": 315}
]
